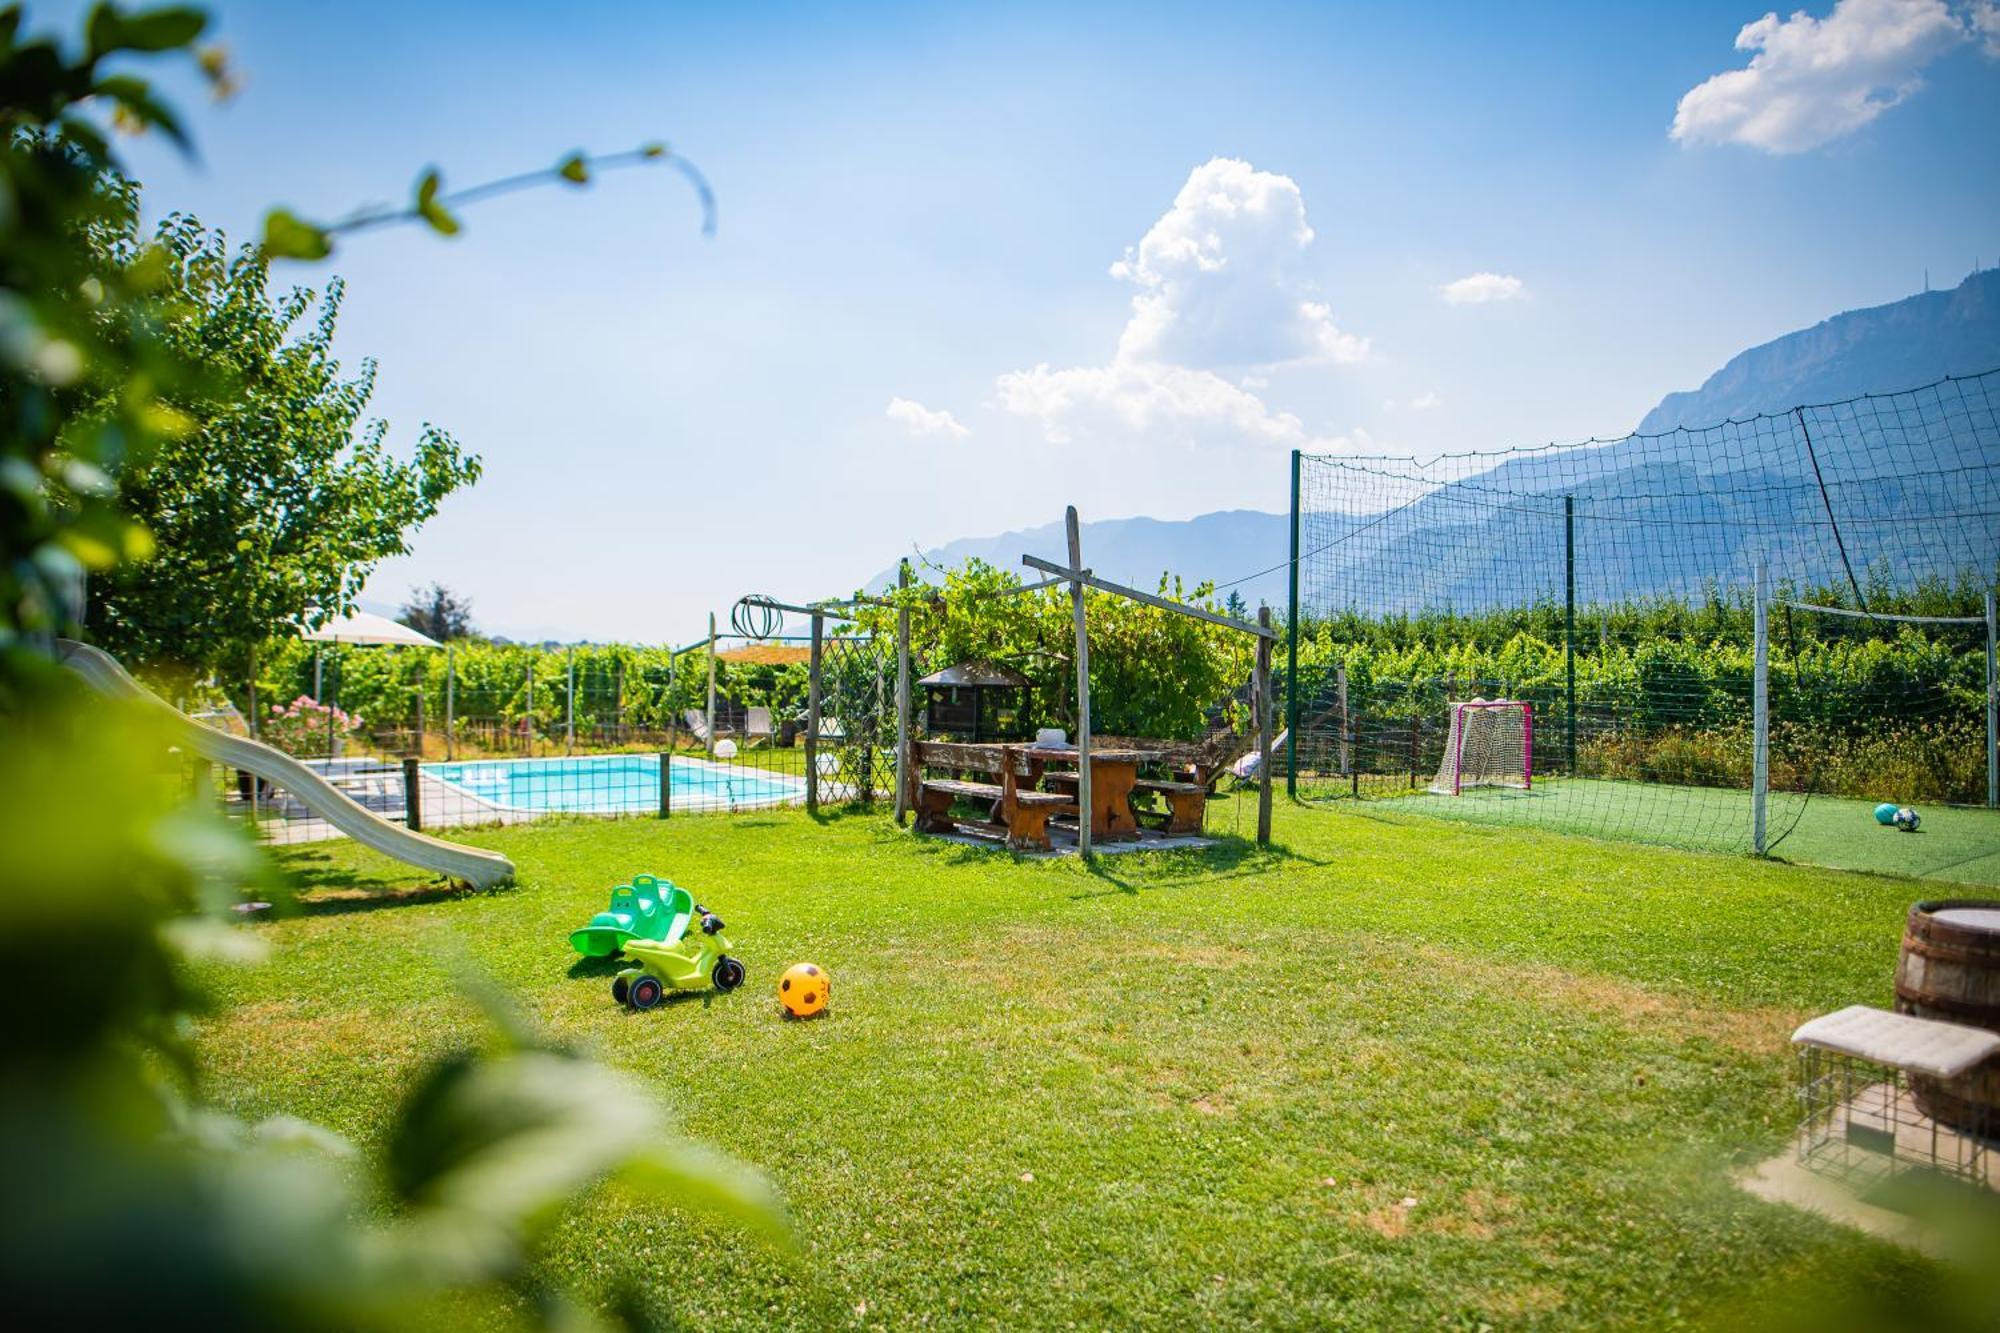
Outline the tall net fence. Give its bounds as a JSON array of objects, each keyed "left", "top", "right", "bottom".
[
  {"left": 215, "top": 627, "right": 896, "bottom": 848},
  {"left": 1289, "top": 369, "right": 2000, "bottom": 865}
]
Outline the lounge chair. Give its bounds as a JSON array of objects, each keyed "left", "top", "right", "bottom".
[
  {"left": 682, "top": 709, "right": 734, "bottom": 746},
  {"left": 744, "top": 706, "right": 775, "bottom": 747}
]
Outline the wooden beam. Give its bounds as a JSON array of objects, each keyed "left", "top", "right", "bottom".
[
  {"left": 1066, "top": 508, "right": 1092, "bottom": 858},
  {"left": 1021, "top": 555, "right": 1276, "bottom": 639}
]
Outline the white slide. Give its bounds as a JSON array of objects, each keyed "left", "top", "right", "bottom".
[{"left": 58, "top": 639, "right": 515, "bottom": 889}]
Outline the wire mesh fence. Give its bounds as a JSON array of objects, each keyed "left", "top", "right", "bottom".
[
  {"left": 1287, "top": 369, "right": 2000, "bottom": 857},
  {"left": 214, "top": 629, "right": 899, "bottom": 847}
]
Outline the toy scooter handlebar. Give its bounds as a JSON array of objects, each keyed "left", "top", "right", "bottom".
[{"left": 700, "top": 912, "right": 725, "bottom": 934}]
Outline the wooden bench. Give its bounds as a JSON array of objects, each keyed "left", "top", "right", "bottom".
[
  {"left": 909, "top": 742, "right": 1071, "bottom": 851},
  {"left": 1039, "top": 772, "right": 1208, "bottom": 834}
]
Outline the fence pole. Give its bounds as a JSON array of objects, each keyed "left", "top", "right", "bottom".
[
  {"left": 403, "top": 756, "right": 423, "bottom": 832},
  {"left": 445, "top": 646, "right": 456, "bottom": 761},
  {"left": 1256, "top": 605, "right": 1274, "bottom": 845},
  {"left": 1286, "top": 448, "right": 1300, "bottom": 798},
  {"left": 1336, "top": 662, "right": 1349, "bottom": 778},
  {"left": 565, "top": 646, "right": 575, "bottom": 756},
  {"left": 1066, "top": 506, "right": 1093, "bottom": 857},
  {"left": 705, "top": 612, "right": 718, "bottom": 759},
  {"left": 1565, "top": 494, "right": 1576, "bottom": 778},
  {"left": 806, "top": 611, "right": 824, "bottom": 816},
  {"left": 526, "top": 662, "right": 535, "bottom": 757},
  {"left": 325, "top": 650, "right": 337, "bottom": 759},
  {"left": 895, "top": 559, "right": 912, "bottom": 825},
  {"left": 659, "top": 749, "right": 672, "bottom": 818},
  {"left": 414, "top": 662, "right": 425, "bottom": 758},
  {"left": 1752, "top": 557, "right": 1769, "bottom": 855},
  {"left": 1986, "top": 589, "right": 1997, "bottom": 809},
  {"left": 614, "top": 659, "right": 625, "bottom": 743}
]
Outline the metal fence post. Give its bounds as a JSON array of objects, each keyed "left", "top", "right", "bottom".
[
  {"left": 565, "top": 645, "right": 576, "bottom": 756},
  {"left": 1286, "top": 448, "right": 1300, "bottom": 797},
  {"left": 1986, "top": 589, "right": 1997, "bottom": 809},
  {"left": 1336, "top": 662, "right": 1349, "bottom": 778},
  {"left": 403, "top": 756, "right": 423, "bottom": 832},
  {"left": 806, "top": 611, "right": 824, "bottom": 815},
  {"left": 705, "top": 612, "right": 718, "bottom": 759},
  {"left": 895, "top": 560, "right": 912, "bottom": 825},
  {"left": 445, "top": 645, "right": 456, "bottom": 761},
  {"left": 525, "top": 661, "right": 535, "bottom": 757},
  {"left": 1752, "top": 558, "right": 1769, "bottom": 855},
  {"left": 1256, "top": 605, "right": 1273, "bottom": 845},
  {"left": 659, "top": 749, "right": 672, "bottom": 818},
  {"left": 1565, "top": 494, "right": 1577, "bottom": 778}
]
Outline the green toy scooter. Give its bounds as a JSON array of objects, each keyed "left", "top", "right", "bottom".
[
  {"left": 570, "top": 874, "right": 688, "bottom": 958},
  {"left": 612, "top": 902, "right": 746, "bottom": 1009}
]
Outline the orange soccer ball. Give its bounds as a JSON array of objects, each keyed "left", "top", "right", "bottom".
[{"left": 779, "top": 962, "right": 829, "bottom": 1017}]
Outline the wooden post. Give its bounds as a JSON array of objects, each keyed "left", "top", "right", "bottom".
[
  {"left": 1752, "top": 557, "right": 1769, "bottom": 855},
  {"left": 1256, "top": 605, "right": 1274, "bottom": 845},
  {"left": 659, "top": 749, "right": 672, "bottom": 818},
  {"left": 444, "top": 645, "right": 456, "bottom": 761},
  {"left": 705, "top": 612, "right": 718, "bottom": 759},
  {"left": 1066, "top": 506, "right": 1092, "bottom": 857},
  {"left": 414, "top": 661, "right": 426, "bottom": 758},
  {"left": 402, "top": 756, "right": 423, "bottom": 832},
  {"left": 895, "top": 559, "right": 912, "bottom": 825},
  {"left": 565, "top": 646, "right": 576, "bottom": 755},
  {"left": 806, "top": 611, "right": 825, "bottom": 815}
]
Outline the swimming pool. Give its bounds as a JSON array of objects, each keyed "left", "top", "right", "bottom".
[{"left": 427, "top": 754, "right": 806, "bottom": 815}]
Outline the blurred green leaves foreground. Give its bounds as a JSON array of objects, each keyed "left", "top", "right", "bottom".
[{"left": 1, "top": 4, "right": 776, "bottom": 1326}]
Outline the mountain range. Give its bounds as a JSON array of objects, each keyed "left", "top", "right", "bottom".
[{"left": 874, "top": 269, "right": 2000, "bottom": 611}]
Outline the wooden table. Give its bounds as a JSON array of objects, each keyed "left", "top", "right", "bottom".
[{"left": 1022, "top": 744, "right": 1162, "bottom": 841}]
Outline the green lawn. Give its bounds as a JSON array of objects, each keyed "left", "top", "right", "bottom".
[
  {"left": 193, "top": 802, "right": 1972, "bottom": 1328},
  {"left": 1363, "top": 777, "right": 2000, "bottom": 885}
]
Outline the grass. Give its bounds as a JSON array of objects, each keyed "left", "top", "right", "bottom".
[
  {"left": 192, "top": 801, "right": 1968, "bottom": 1328},
  {"left": 1360, "top": 777, "right": 2000, "bottom": 885}
]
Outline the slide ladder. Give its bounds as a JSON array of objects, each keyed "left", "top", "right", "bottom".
[{"left": 57, "top": 639, "right": 515, "bottom": 890}]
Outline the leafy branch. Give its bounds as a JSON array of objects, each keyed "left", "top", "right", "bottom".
[{"left": 261, "top": 143, "right": 717, "bottom": 260}]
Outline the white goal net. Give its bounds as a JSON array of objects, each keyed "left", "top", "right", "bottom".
[{"left": 1430, "top": 699, "right": 1532, "bottom": 795}]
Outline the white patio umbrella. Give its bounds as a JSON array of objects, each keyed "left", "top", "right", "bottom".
[{"left": 298, "top": 610, "right": 442, "bottom": 755}]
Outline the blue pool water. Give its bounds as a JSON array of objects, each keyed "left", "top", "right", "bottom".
[{"left": 427, "top": 754, "right": 805, "bottom": 815}]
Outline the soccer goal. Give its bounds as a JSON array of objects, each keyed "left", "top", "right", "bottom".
[{"left": 1429, "top": 699, "right": 1532, "bottom": 796}]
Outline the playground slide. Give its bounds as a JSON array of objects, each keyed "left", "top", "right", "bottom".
[{"left": 57, "top": 639, "right": 516, "bottom": 890}]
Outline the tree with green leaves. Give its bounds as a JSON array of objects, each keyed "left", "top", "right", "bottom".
[
  {"left": 83, "top": 204, "right": 482, "bottom": 691},
  {"left": 1, "top": 4, "right": 766, "bottom": 1325},
  {"left": 399, "top": 581, "right": 478, "bottom": 642}
]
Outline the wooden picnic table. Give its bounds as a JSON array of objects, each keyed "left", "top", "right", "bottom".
[{"left": 1021, "top": 743, "right": 1162, "bottom": 841}]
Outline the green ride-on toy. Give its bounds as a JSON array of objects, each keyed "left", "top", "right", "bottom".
[
  {"left": 613, "top": 902, "right": 746, "bottom": 1009},
  {"left": 570, "top": 874, "right": 689, "bottom": 958}
]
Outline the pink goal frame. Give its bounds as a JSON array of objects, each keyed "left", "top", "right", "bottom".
[{"left": 1448, "top": 699, "right": 1533, "bottom": 796}]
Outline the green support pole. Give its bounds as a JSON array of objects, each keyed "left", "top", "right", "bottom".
[
  {"left": 1286, "top": 448, "right": 1301, "bottom": 797},
  {"left": 1564, "top": 494, "right": 1576, "bottom": 777}
]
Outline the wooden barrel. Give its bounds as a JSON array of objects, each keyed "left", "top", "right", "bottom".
[{"left": 1893, "top": 899, "right": 2000, "bottom": 1133}]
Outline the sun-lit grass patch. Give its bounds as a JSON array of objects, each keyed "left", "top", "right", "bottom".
[{"left": 191, "top": 801, "right": 1956, "bottom": 1327}]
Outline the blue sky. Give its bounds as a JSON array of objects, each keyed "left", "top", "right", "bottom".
[{"left": 69, "top": 0, "right": 2000, "bottom": 641}]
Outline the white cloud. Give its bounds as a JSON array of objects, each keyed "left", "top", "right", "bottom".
[
  {"left": 1973, "top": 0, "right": 2000, "bottom": 53},
  {"left": 994, "top": 157, "right": 1366, "bottom": 451},
  {"left": 885, "top": 396, "right": 969, "bottom": 440},
  {"left": 1108, "top": 158, "right": 1368, "bottom": 369},
  {"left": 1670, "top": 0, "right": 1970, "bottom": 153},
  {"left": 1410, "top": 390, "right": 1442, "bottom": 411},
  {"left": 1439, "top": 272, "right": 1526, "bottom": 305},
  {"left": 994, "top": 361, "right": 1308, "bottom": 448}
]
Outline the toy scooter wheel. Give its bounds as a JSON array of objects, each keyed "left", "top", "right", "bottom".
[
  {"left": 628, "top": 976, "right": 665, "bottom": 1010},
  {"left": 611, "top": 975, "right": 630, "bottom": 1005},
  {"left": 713, "top": 956, "right": 745, "bottom": 992}
]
